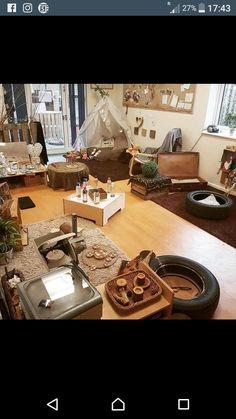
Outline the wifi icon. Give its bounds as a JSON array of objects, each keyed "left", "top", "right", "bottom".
[{"left": 170, "top": 4, "right": 180, "bottom": 13}]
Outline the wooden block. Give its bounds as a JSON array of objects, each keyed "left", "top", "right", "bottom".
[
  {"left": 149, "top": 130, "right": 156, "bottom": 139},
  {"left": 20, "top": 226, "right": 28, "bottom": 246},
  {"left": 141, "top": 128, "right": 147, "bottom": 137}
]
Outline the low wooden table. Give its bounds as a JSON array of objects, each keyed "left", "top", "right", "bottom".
[
  {"left": 63, "top": 192, "right": 125, "bottom": 226},
  {"left": 0, "top": 165, "right": 47, "bottom": 187}
]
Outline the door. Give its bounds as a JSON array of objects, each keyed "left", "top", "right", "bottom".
[{"left": 25, "top": 84, "right": 71, "bottom": 154}]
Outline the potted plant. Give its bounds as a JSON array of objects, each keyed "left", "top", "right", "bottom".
[
  {"left": 224, "top": 113, "right": 236, "bottom": 135},
  {"left": 0, "top": 218, "right": 21, "bottom": 265}
]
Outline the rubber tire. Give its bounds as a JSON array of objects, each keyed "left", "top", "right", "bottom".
[
  {"left": 186, "top": 190, "right": 233, "bottom": 219},
  {"left": 149, "top": 255, "right": 220, "bottom": 319}
]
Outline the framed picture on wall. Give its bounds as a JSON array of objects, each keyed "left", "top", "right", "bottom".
[{"left": 90, "top": 84, "right": 113, "bottom": 89}]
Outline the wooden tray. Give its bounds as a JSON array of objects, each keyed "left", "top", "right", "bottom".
[{"left": 105, "top": 269, "right": 162, "bottom": 314}]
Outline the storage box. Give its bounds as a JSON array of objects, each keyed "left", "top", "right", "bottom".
[
  {"left": 89, "top": 188, "right": 107, "bottom": 201},
  {"left": 158, "top": 152, "right": 208, "bottom": 192}
]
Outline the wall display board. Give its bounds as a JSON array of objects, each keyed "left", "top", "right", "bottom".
[{"left": 123, "top": 84, "right": 196, "bottom": 114}]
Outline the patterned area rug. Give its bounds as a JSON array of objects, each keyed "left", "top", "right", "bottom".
[{"left": 0, "top": 215, "right": 128, "bottom": 286}]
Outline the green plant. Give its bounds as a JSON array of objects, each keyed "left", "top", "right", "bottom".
[
  {"left": 94, "top": 85, "right": 110, "bottom": 98},
  {"left": 142, "top": 160, "right": 158, "bottom": 178},
  {"left": 224, "top": 113, "right": 236, "bottom": 128},
  {"left": 0, "top": 218, "right": 21, "bottom": 254}
]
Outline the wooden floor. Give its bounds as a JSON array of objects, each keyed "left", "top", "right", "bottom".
[{"left": 11, "top": 177, "right": 236, "bottom": 319}]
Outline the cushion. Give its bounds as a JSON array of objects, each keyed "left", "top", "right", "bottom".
[{"left": 198, "top": 194, "right": 220, "bottom": 206}]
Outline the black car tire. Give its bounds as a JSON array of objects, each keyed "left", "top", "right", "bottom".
[
  {"left": 186, "top": 190, "right": 233, "bottom": 219},
  {"left": 149, "top": 255, "right": 220, "bottom": 319}
]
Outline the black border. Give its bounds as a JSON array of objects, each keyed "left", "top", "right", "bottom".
[{"left": 0, "top": 16, "right": 234, "bottom": 82}]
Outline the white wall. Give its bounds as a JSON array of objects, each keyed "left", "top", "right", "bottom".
[
  {"left": 193, "top": 133, "right": 236, "bottom": 192},
  {"left": 85, "top": 84, "right": 236, "bottom": 191},
  {"left": 123, "top": 84, "right": 211, "bottom": 151},
  {"left": 86, "top": 84, "right": 210, "bottom": 151}
]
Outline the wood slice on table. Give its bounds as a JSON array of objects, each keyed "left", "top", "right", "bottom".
[
  {"left": 82, "top": 244, "right": 118, "bottom": 270},
  {"left": 46, "top": 249, "right": 65, "bottom": 262},
  {"left": 46, "top": 249, "right": 71, "bottom": 268}
]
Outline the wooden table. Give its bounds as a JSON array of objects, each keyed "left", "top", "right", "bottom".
[
  {"left": 0, "top": 165, "right": 47, "bottom": 187},
  {"left": 47, "top": 162, "right": 89, "bottom": 191},
  {"left": 63, "top": 192, "right": 125, "bottom": 226}
]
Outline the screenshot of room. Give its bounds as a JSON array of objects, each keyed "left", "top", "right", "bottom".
[{"left": 0, "top": 83, "right": 236, "bottom": 320}]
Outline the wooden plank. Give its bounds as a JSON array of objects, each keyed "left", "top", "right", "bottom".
[
  {"left": 3, "top": 125, "right": 10, "bottom": 142},
  {"left": 12, "top": 124, "right": 19, "bottom": 142},
  {"left": 21, "top": 124, "right": 29, "bottom": 142},
  {"left": 30, "top": 121, "right": 37, "bottom": 143}
]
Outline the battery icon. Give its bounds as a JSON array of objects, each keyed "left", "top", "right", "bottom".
[{"left": 198, "top": 2, "right": 205, "bottom": 13}]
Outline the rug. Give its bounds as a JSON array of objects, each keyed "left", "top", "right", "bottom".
[
  {"left": 19, "top": 196, "right": 36, "bottom": 210},
  {"left": 151, "top": 187, "right": 236, "bottom": 248},
  {"left": 0, "top": 215, "right": 128, "bottom": 286}
]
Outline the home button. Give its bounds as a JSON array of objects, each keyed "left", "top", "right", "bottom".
[{"left": 111, "top": 397, "right": 125, "bottom": 412}]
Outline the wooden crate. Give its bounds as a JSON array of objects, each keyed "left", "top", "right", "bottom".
[
  {"left": 24, "top": 173, "right": 45, "bottom": 186},
  {"left": 131, "top": 182, "right": 169, "bottom": 200}
]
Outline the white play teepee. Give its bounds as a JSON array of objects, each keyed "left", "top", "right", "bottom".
[{"left": 74, "top": 96, "right": 132, "bottom": 150}]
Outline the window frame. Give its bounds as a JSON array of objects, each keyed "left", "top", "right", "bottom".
[{"left": 205, "top": 84, "right": 236, "bottom": 137}]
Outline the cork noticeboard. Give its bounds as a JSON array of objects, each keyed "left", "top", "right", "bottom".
[{"left": 123, "top": 84, "right": 196, "bottom": 114}]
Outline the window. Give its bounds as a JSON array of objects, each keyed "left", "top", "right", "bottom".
[
  {"left": 218, "top": 84, "right": 236, "bottom": 127},
  {"left": 2, "top": 84, "right": 27, "bottom": 123},
  {"left": 69, "top": 84, "right": 85, "bottom": 146},
  {"left": 25, "top": 84, "right": 85, "bottom": 154}
]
